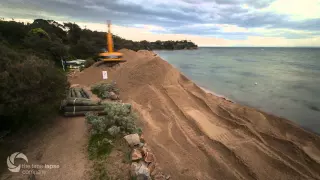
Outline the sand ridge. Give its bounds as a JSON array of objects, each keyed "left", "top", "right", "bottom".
[{"left": 70, "top": 49, "right": 320, "bottom": 180}]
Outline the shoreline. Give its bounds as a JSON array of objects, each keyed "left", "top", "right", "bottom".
[
  {"left": 200, "top": 86, "right": 234, "bottom": 102},
  {"left": 71, "top": 49, "right": 320, "bottom": 179},
  {"left": 201, "top": 86, "right": 320, "bottom": 136}
]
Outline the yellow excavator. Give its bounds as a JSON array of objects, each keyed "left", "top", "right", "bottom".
[{"left": 98, "top": 21, "right": 126, "bottom": 64}]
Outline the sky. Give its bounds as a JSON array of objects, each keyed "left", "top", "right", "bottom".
[{"left": 1, "top": 0, "right": 320, "bottom": 47}]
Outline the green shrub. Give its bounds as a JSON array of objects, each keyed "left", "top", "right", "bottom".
[
  {"left": 91, "top": 82, "right": 119, "bottom": 99},
  {"left": 0, "top": 43, "right": 69, "bottom": 131},
  {"left": 88, "top": 133, "right": 113, "bottom": 160},
  {"left": 107, "top": 126, "right": 120, "bottom": 137},
  {"left": 86, "top": 102, "right": 137, "bottom": 135},
  {"left": 85, "top": 102, "right": 139, "bottom": 159}
]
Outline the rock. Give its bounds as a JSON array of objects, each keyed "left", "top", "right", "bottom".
[
  {"left": 153, "top": 173, "right": 166, "bottom": 180},
  {"left": 166, "top": 175, "right": 171, "bottom": 179},
  {"left": 109, "top": 91, "right": 119, "bottom": 100},
  {"left": 140, "top": 134, "right": 145, "bottom": 143},
  {"left": 124, "top": 134, "right": 140, "bottom": 147},
  {"left": 136, "top": 174, "right": 149, "bottom": 180},
  {"left": 137, "top": 142, "right": 144, "bottom": 148},
  {"left": 131, "top": 162, "right": 139, "bottom": 176},
  {"left": 131, "top": 149, "right": 142, "bottom": 161},
  {"left": 131, "top": 162, "right": 151, "bottom": 179},
  {"left": 147, "top": 162, "right": 156, "bottom": 173},
  {"left": 141, "top": 144, "right": 151, "bottom": 155},
  {"left": 144, "top": 151, "right": 156, "bottom": 163},
  {"left": 141, "top": 146, "right": 148, "bottom": 156}
]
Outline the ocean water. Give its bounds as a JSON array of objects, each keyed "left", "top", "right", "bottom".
[{"left": 155, "top": 47, "right": 320, "bottom": 134}]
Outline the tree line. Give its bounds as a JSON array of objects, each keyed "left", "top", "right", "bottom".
[{"left": 0, "top": 19, "right": 198, "bottom": 62}]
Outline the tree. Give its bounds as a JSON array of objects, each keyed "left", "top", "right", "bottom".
[
  {"left": 0, "top": 20, "right": 27, "bottom": 45},
  {"left": 0, "top": 43, "right": 69, "bottom": 131},
  {"left": 49, "top": 40, "right": 68, "bottom": 61},
  {"left": 69, "top": 39, "right": 96, "bottom": 59},
  {"left": 28, "top": 28, "right": 51, "bottom": 40},
  {"left": 64, "top": 22, "right": 81, "bottom": 44},
  {"left": 31, "top": 19, "right": 67, "bottom": 43},
  {"left": 23, "top": 32, "right": 51, "bottom": 52}
]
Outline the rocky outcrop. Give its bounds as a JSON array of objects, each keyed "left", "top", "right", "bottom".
[{"left": 124, "top": 133, "right": 170, "bottom": 180}]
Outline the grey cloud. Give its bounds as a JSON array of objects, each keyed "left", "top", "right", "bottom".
[
  {"left": 213, "top": 0, "right": 276, "bottom": 8},
  {"left": 1, "top": 0, "right": 319, "bottom": 40}
]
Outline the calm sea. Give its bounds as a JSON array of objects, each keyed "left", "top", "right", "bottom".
[{"left": 155, "top": 47, "right": 320, "bottom": 134}]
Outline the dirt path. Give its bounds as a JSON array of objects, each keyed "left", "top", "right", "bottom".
[{"left": 0, "top": 117, "right": 90, "bottom": 180}]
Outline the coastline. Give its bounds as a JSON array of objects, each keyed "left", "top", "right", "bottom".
[
  {"left": 200, "top": 86, "right": 234, "bottom": 102},
  {"left": 70, "top": 49, "right": 320, "bottom": 180}
]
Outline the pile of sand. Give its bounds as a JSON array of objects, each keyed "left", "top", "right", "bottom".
[{"left": 70, "top": 49, "right": 320, "bottom": 180}]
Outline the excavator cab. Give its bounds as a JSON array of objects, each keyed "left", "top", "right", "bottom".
[
  {"left": 98, "top": 52, "right": 125, "bottom": 62},
  {"left": 98, "top": 21, "right": 126, "bottom": 63}
]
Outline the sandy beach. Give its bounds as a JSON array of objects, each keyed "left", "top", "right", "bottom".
[{"left": 70, "top": 49, "right": 320, "bottom": 180}]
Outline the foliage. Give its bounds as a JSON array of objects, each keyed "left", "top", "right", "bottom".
[
  {"left": 86, "top": 102, "right": 137, "bottom": 136},
  {"left": 28, "top": 28, "right": 51, "bottom": 40},
  {"left": 69, "top": 39, "right": 96, "bottom": 59},
  {"left": 85, "top": 102, "right": 139, "bottom": 159},
  {"left": 85, "top": 59, "right": 96, "bottom": 68},
  {"left": 0, "top": 19, "right": 198, "bottom": 63},
  {"left": 107, "top": 126, "right": 121, "bottom": 137},
  {"left": 91, "top": 160, "right": 111, "bottom": 180},
  {"left": 0, "top": 43, "right": 69, "bottom": 131},
  {"left": 91, "top": 82, "right": 119, "bottom": 100},
  {"left": 63, "top": 22, "right": 82, "bottom": 45},
  {"left": 86, "top": 103, "right": 140, "bottom": 179},
  {"left": 0, "top": 20, "right": 27, "bottom": 45},
  {"left": 49, "top": 40, "right": 69, "bottom": 61},
  {"left": 88, "top": 133, "right": 114, "bottom": 160}
]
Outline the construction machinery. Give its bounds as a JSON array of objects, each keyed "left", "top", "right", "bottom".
[{"left": 98, "top": 21, "right": 126, "bottom": 64}]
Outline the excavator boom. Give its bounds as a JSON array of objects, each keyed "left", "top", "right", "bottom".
[
  {"left": 107, "top": 21, "right": 113, "bottom": 53},
  {"left": 98, "top": 20, "right": 126, "bottom": 64}
]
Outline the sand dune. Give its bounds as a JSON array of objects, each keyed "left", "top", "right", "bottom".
[{"left": 70, "top": 49, "right": 320, "bottom": 180}]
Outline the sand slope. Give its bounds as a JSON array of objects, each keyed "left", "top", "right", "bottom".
[{"left": 70, "top": 49, "right": 320, "bottom": 180}]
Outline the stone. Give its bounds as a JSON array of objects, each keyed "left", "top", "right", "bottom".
[
  {"left": 144, "top": 151, "right": 156, "bottom": 163},
  {"left": 109, "top": 91, "right": 119, "bottom": 100},
  {"left": 141, "top": 144, "right": 151, "bottom": 156},
  {"left": 137, "top": 142, "right": 144, "bottom": 148},
  {"left": 140, "top": 134, "right": 145, "bottom": 143},
  {"left": 131, "top": 162, "right": 139, "bottom": 176},
  {"left": 153, "top": 173, "right": 166, "bottom": 180},
  {"left": 131, "top": 149, "right": 142, "bottom": 161},
  {"left": 131, "top": 162, "right": 151, "bottom": 179},
  {"left": 166, "top": 175, "right": 171, "bottom": 179},
  {"left": 136, "top": 174, "right": 149, "bottom": 180},
  {"left": 124, "top": 134, "right": 140, "bottom": 147},
  {"left": 147, "top": 162, "right": 156, "bottom": 173}
]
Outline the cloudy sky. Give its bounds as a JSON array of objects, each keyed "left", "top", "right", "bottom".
[{"left": 1, "top": 0, "right": 320, "bottom": 46}]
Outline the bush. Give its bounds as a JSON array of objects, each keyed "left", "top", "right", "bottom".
[
  {"left": 107, "top": 126, "right": 120, "bottom": 137},
  {"left": 0, "top": 43, "right": 69, "bottom": 131},
  {"left": 91, "top": 82, "right": 119, "bottom": 99},
  {"left": 88, "top": 133, "right": 114, "bottom": 160},
  {"left": 86, "top": 102, "right": 137, "bottom": 135},
  {"left": 85, "top": 102, "right": 139, "bottom": 159}
]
